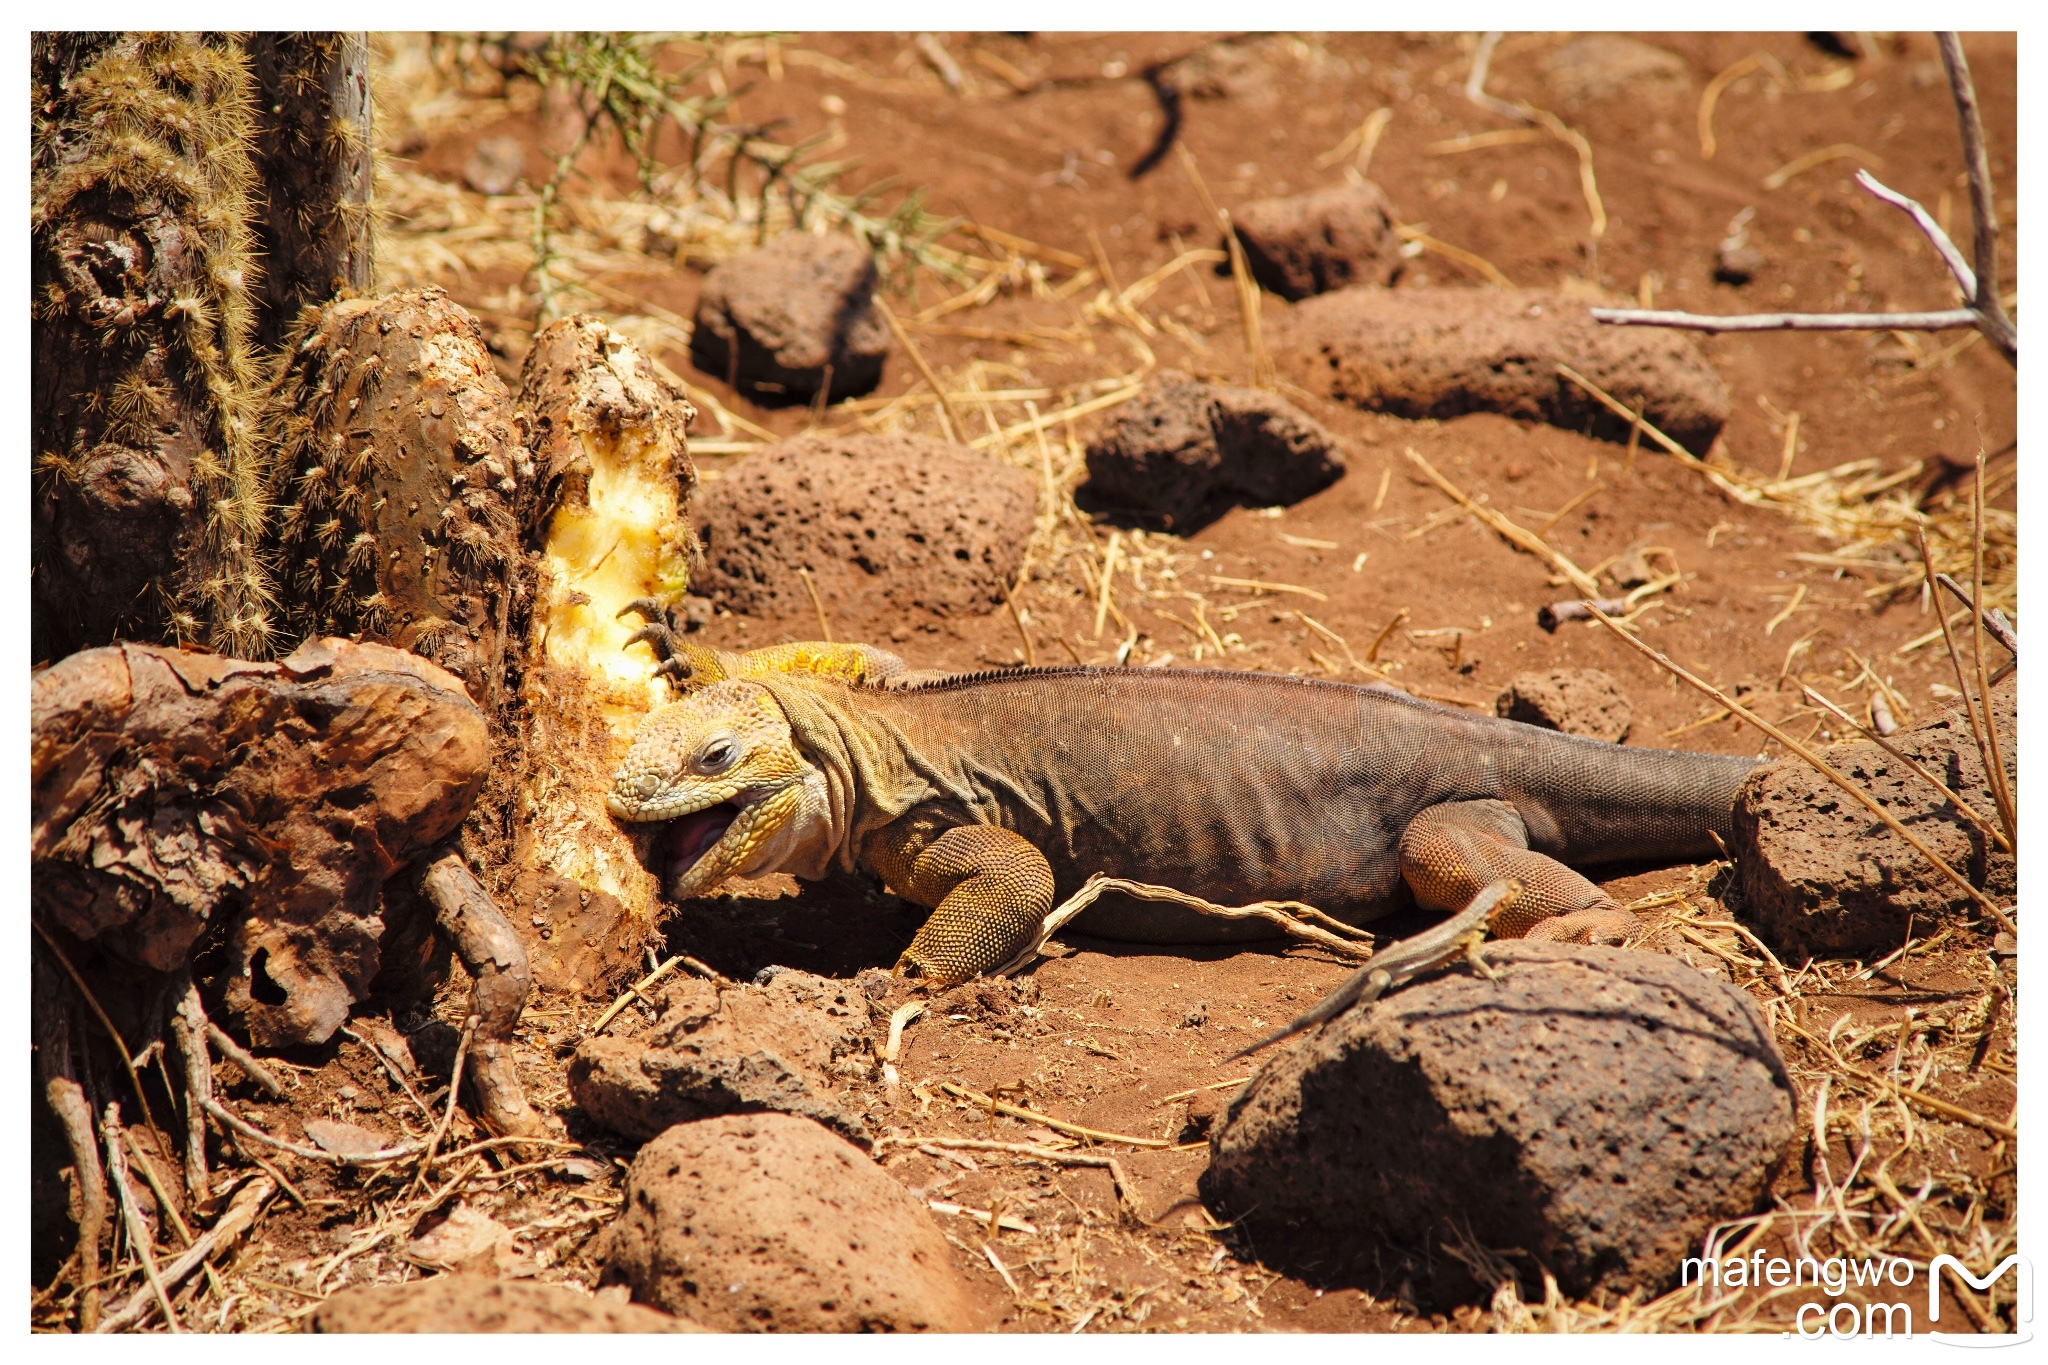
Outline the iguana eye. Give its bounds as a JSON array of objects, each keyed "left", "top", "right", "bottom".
[{"left": 695, "top": 738, "right": 737, "bottom": 773}]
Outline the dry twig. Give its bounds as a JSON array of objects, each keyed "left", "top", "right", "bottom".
[
  {"left": 1594, "top": 34, "right": 2014, "bottom": 364},
  {"left": 95, "top": 1176, "right": 277, "bottom": 1334},
  {"left": 994, "top": 873, "right": 1372, "bottom": 979},
  {"left": 1918, "top": 529, "right": 2016, "bottom": 846},
  {"left": 939, "top": 1081, "right": 1177, "bottom": 1149},
  {"left": 1177, "top": 145, "right": 1272, "bottom": 387},
  {"left": 203, "top": 1098, "right": 422, "bottom": 1166},
  {"left": 881, "top": 1136, "right": 1154, "bottom": 1223},
  {"left": 104, "top": 1107, "right": 181, "bottom": 1333},
  {"left": 1464, "top": 32, "right": 1605, "bottom": 246},
  {"left": 593, "top": 955, "right": 682, "bottom": 1034},
  {"left": 876, "top": 296, "right": 964, "bottom": 442},
  {"left": 1404, "top": 448, "right": 1599, "bottom": 595}
]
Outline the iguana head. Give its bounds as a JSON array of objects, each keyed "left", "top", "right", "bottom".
[{"left": 606, "top": 679, "right": 829, "bottom": 900}]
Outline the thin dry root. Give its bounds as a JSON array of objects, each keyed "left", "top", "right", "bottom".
[
  {"left": 419, "top": 851, "right": 547, "bottom": 1139},
  {"left": 167, "top": 975, "right": 215, "bottom": 1211},
  {"left": 204, "top": 1022, "right": 285, "bottom": 1098},
  {"left": 103, "top": 1104, "right": 182, "bottom": 1333},
  {"left": 44, "top": 1077, "right": 105, "bottom": 1331},
  {"left": 34, "top": 956, "right": 106, "bottom": 1332}
]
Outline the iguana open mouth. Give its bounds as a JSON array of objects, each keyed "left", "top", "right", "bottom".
[{"left": 665, "top": 802, "right": 740, "bottom": 881}]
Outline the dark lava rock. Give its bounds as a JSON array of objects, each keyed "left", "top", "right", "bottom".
[
  {"left": 1732, "top": 678, "right": 2015, "bottom": 958},
  {"left": 693, "top": 433, "right": 1034, "bottom": 623},
  {"left": 603, "top": 1112, "right": 978, "bottom": 1332},
  {"left": 1231, "top": 181, "right": 1403, "bottom": 300},
  {"left": 1081, "top": 370, "right": 1345, "bottom": 531},
  {"left": 690, "top": 232, "right": 889, "bottom": 404},
  {"left": 1200, "top": 941, "right": 1795, "bottom": 1303},
  {"left": 569, "top": 968, "right": 873, "bottom": 1145},
  {"left": 1274, "top": 288, "right": 1730, "bottom": 454},
  {"left": 314, "top": 1277, "right": 705, "bottom": 1333},
  {"left": 1496, "top": 668, "right": 1634, "bottom": 743}
]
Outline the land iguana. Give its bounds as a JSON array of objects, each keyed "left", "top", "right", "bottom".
[{"left": 603, "top": 624, "right": 1761, "bottom": 986}]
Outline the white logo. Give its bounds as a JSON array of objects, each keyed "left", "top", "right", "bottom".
[{"left": 1930, "top": 1255, "right": 2033, "bottom": 1348}]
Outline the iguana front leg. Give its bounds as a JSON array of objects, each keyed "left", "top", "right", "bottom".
[
  {"left": 616, "top": 598, "right": 906, "bottom": 692},
  {"left": 874, "top": 823, "right": 1055, "bottom": 984},
  {"left": 1399, "top": 799, "right": 1638, "bottom": 944}
]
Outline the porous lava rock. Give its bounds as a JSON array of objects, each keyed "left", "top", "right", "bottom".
[
  {"left": 1081, "top": 371, "right": 1345, "bottom": 531},
  {"left": 569, "top": 969, "right": 873, "bottom": 1145},
  {"left": 1200, "top": 941, "right": 1795, "bottom": 1302},
  {"left": 690, "top": 231, "right": 889, "bottom": 404},
  {"left": 313, "top": 1278, "right": 706, "bottom": 1333},
  {"left": 1274, "top": 288, "right": 1729, "bottom": 454},
  {"left": 1496, "top": 668, "right": 1634, "bottom": 743},
  {"left": 1732, "top": 678, "right": 2015, "bottom": 958},
  {"left": 604, "top": 1112, "right": 978, "bottom": 1332},
  {"left": 1231, "top": 180, "right": 1403, "bottom": 300},
  {"left": 1540, "top": 35, "right": 1691, "bottom": 106},
  {"left": 30, "top": 638, "right": 489, "bottom": 1046},
  {"left": 694, "top": 433, "right": 1034, "bottom": 622}
]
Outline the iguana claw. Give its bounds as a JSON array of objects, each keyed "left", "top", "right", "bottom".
[
  {"left": 617, "top": 596, "right": 674, "bottom": 627},
  {"left": 625, "top": 621, "right": 682, "bottom": 660}
]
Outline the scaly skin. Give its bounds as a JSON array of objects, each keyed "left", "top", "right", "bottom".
[
  {"left": 667, "top": 639, "right": 907, "bottom": 691},
  {"left": 607, "top": 662, "right": 1763, "bottom": 985}
]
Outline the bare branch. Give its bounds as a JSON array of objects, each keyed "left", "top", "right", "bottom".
[
  {"left": 1590, "top": 307, "right": 1979, "bottom": 335},
  {"left": 1936, "top": 36, "right": 2014, "bottom": 337},
  {"left": 1854, "top": 171, "right": 1975, "bottom": 296},
  {"left": 1592, "top": 33, "right": 2014, "bottom": 367}
]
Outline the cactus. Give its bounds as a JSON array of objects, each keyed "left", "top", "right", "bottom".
[
  {"left": 262, "top": 288, "right": 529, "bottom": 708},
  {"left": 31, "top": 32, "right": 278, "bottom": 661},
  {"left": 243, "top": 33, "right": 373, "bottom": 349}
]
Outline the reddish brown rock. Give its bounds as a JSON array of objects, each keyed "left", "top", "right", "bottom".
[
  {"left": 691, "top": 232, "right": 890, "bottom": 404},
  {"left": 1732, "top": 679, "right": 2015, "bottom": 958},
  {"left": 31, "top": 638, "right": 488, "bottom": 1046},
  {"left": 694, "top": 433, "right": 1034, "bottom": 623},
  {"left": 313, "top": 1278, "right": 706, "bottom": 1333},
  {"left": 569, "top": 970, "right": 873, "bottom": 1145},
  {"left": 1275, "top": 288, "right": 1730, "bottom": 454},
  {"left": 1496, "top": 668, "right": 1634, "bottom": 743},
  {"left": 1231, "top": 181, "right": 1403, "bottom": 300},
  {"left": 1081, "top": 371, "right": 1345, "bottom": 531},
  {"left": 604, "top": 1113, "right": 978, "bottom": 1332},
  {"left": 1200, "top": 942, "right": 1795, "bottom": 1303}
]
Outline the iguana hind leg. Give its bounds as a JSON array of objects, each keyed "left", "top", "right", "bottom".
[
  {"left": 887, "top": 824, "right": 1055, "bottom": 984},
  {"left": 1399, "top": 799, "right": 1637, "bottom": 944}
]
